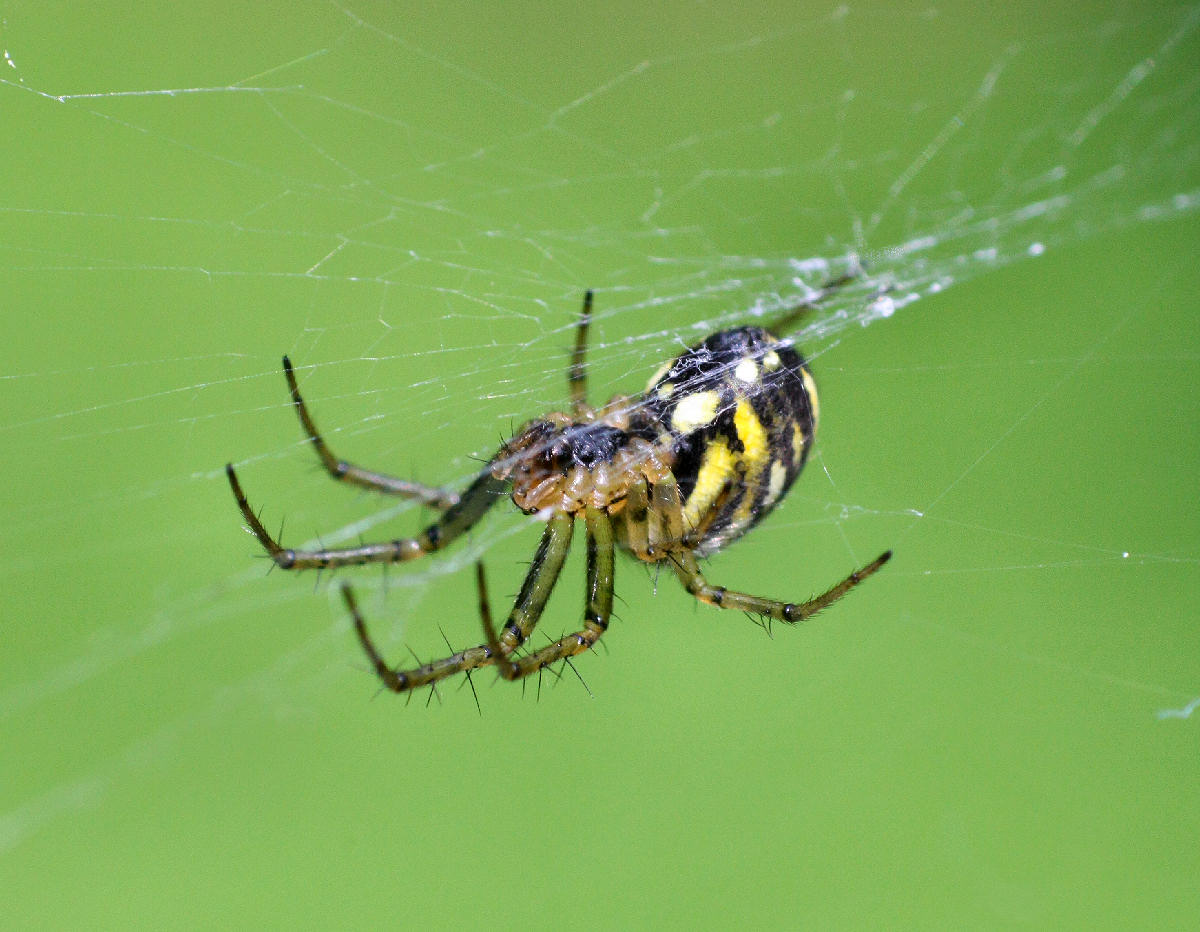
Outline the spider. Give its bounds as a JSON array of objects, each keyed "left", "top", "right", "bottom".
[{"left": 226, "top": 285, "right": 891, "bottom": 694}]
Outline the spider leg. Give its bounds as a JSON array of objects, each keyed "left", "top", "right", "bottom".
[
  {"left": 483, "top": 507, "right": 614, "bottom": 680},
  {"left": 345, "top": 513, "right": 574, "bottom": 692},
  {"left": 620, "top": 479, "right": 652, "bottom": 559},
  {"left": 282, "top": 356, "right": 459, "bottom": 510},
  {"left": 620, "top": 474, "right": 690, "bottom": 563},
  {"left": 568, "top": 290, "right": 594, "bottom": 417},
  {"left": 764, "top": 269, "right": 861, "bottom": 335},
  {"left": 648, "top": 474, "right": 685, "bottom": 557},
  {"left": 669, "top": 549, "right": 892, "bottom": 623},
  {"left": 226, "top": 464, "right": 507, "bottom": 570},
  {"left": 635, "top": 468, "right": 889, "bottom": 622}
]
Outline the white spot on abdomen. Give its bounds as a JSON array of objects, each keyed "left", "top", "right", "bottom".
[
  {"left": 671, "top": 390, "right": 721, "bottom": 433},
  {"left": 734, "top": 357, "right": 759, "bottom": 384}
]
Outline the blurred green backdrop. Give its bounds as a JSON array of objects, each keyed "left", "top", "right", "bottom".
[{"left": 2, "top": 1, "right": 1198, "bottom": 927}]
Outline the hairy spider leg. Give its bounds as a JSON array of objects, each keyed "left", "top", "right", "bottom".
[
  {"left": 282, "top": 355, "right": 460, "bottom": 510},
  {"left": 568, "top": 289, "right": 594, "bottom": 417},
  {"left": 670, "top": 548, "right": 892, "bottom": 623},
  {"left": 482, "top": 506, "right": 614, "bottom": 680},
  {"left": 346, "top": 512, "right": 575, "bottom": 692},
  {"left": 226, "top": 464, "right": 508, "bottom": 570}
]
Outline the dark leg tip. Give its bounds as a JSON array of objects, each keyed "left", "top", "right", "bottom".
[{"left": 281, "top": 355, "right": 292, "bottom": 372}]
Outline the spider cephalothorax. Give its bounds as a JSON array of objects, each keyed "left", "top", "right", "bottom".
[
  {"left": 492, "top": 417, "right": 672, "bottom": 516},
  {"left": 226, "top": 287, "right": 890, "bottom": 695}
]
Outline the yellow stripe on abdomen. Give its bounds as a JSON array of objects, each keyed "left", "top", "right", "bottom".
[
  {"left": 682, "top": 437, "right": 735, "bottom": 533},
  {"left": 728, "top": 399, "right": 770, "bottom": 532},
  {"left": 734, "top": 399, "right": 768, "bottom": 469}
]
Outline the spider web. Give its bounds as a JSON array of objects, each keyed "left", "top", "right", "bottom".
[{"left": 2, "top": 1, "right": 1198, "bottom": 924}]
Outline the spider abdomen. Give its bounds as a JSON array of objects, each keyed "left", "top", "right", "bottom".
[{"left": 637, "top": 326, "right": 818, "bottom": 555}]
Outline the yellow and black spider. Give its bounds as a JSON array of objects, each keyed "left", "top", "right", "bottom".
[{"left": 226, "top": 285, "right": 891, "bottom": 693}]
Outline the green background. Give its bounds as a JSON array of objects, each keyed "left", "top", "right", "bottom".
[{"left": 3, "top": 1, "right": 1198, "bottom": 927}]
